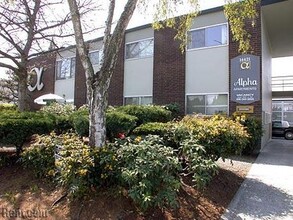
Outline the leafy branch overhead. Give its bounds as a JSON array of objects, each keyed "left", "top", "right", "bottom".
[
  {"left": 151, "top": 0, "right": 259, "bottom": 53},
  {"left": 224, "top": 0, "right": 259, "bottom": 54},
  {"left": 151, "top": 0, "right": 199, "bottom": 52}
]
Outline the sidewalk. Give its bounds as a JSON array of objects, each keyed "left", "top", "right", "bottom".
[{"left": 222, "top": 139, "right": 293, "bottom": 220}]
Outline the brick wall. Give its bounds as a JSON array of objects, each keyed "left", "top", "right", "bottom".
[
  {"left": 153, "top": 27, "right": 186, "bottom": 114},
  {"left": 74, "top": 42, "right": 125, "bottom": 108},
  {"left": 74, "top": 50, "right": 87, "bottom": 108},
  {"left": 229, "top": 4, "right": 262, "bottom": 118},
  {"left": 28, "top": 52, "right": 56, "bottom": 110},
  {"left": 108, "top": 41, "right": 125, "bottom": 106}
]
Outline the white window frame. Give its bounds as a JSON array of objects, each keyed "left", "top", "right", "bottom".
[
  {"left": 55, "top": 56, "right": 76, "bottom": 80},
  {"left": 185, "top": 93, "right": 229, "bottom": 115},
  {"left": 124, "top": 95, "right": 153, "bottom": 105},
  {"left": 187, "top": 23, "right": 229, "bottom": 51},
  {"left": 125, "top": 37, "right": 154, "bottom": 60}
]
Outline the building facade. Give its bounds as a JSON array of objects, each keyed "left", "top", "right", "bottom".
[{"left": 28, "top": 1, "right": 288, "bottom": 148}]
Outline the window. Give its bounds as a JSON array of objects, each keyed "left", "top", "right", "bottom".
[
  {"left": 56, "top": 57, "right": 76, "bottom": 80},
  {"left": 187, "top": 24, "right": 228, "bottom": 50},
  {"left": 187, "top": 94, "right": 228, "bottom": 115},
  {"left": 89, "top": 51, "right": 100, "bottom": 65},
  {"left": 124, "top": 96, "right": 152, "bottom": 105},
  {"left": 272, "top": 101, "right": 293, "bottom": 125},
  {"left": 125, "top": 38, "right": 154, "bottom": 59}
]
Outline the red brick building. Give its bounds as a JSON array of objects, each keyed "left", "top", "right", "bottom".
[{"left": 27, "top": 0, "right": 293, "bottom": 148}]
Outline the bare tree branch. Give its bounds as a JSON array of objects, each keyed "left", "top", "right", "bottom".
[
  {"left": 0, "top": 62, "right": 17, "bottom": 71},
  {"left": 102, "top": 0, "right": 115, "bottom": 57}
]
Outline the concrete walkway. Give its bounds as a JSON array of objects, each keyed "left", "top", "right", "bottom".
[{"left": 222, "top": 139, "right": 293, "bottom": 220}]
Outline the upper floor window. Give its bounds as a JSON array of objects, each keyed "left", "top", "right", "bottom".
[
  {"left": 187, "top": 24, "right": 228, "bottom": 50},
  {"left": 89, "top": 50, "right": 100, "bottom": 65},
  {"left": 56, "top": 57, "right": 76, "bottom": 80},
  {"left": 125, "top": 38, "right": 154, "bottom": 59}
]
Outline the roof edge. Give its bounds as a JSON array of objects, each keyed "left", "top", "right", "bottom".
[{"left": 261, "top": 0, "right": 288, "bottom": 6}]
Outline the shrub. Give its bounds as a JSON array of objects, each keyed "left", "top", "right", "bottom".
[
  {"left": 0, "top": 112, "right": 55, "bottom": 152},
  {"left": 106, "top": 111, "right": 137, "bottom": 140},
  {"left": 233, "top": 114, "right": 263, "bottom": 155},
  {"left": 54, "top": 133, "right": 95, "bottom": 198},
  {"left": 52, "top": 115, "right": 74, "bottom": 134},
  {"left": 70, "top": 109, "right": 89, "bottom": 137},
  {"left": 171, "top": 115, "right": 250, "bottom": 161},
  {"left": 89, "top": 146, "right": 119, "bottom": 188},
  {"left": 117, "top": 135, "right": 181, "bottom": 211},
  {"left": 0, "top": 110, "right": 44, "bottom": 120},
  {"left": 179, "top": 138, "right": 218, "bottom": 188},
  {"left": 163, "top": 103, "right": 181, "bottom": 119},
  {"left": 22, "top": 132, "right": 95, "bottom": 198},
  {"left": 116, "top": 105, "right": 172, "bottom": 125},
  {"left": 0, "top": 103, "right": 17, "bottom": 111},
  {"left": 21, "top": 132, "right": 119, "bottom": 198},
  {"left": 132, "top": 122, "right": 171, "bottom": 136},
  {"left": 39, "top": 103, "right": 76, "bottom": 133},
  {"left": 40, "top": 102, "right": 76, "bottom": 116},
  {"left": 21, "top": 134, "right": 56, "bottom": 178},
  {"left": 72, "top": 114, "right": 89, "bottom": 137},
  {"left": 70, "top": 108, "right": 137, "bottom": 140}
]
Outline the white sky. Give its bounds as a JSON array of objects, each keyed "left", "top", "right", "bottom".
[
  {"left": 272, "top": 57, "right": 293, "bottom": 76},
  {"left": 0, "top": 0, "right": 292, "bottom": 79}
]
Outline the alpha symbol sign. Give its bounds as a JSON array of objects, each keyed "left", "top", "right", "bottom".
[
  {"left": 28, "top": 67, "right": 44, "bottom": 92},
  {"left": 231, "top": 54, "right": 260, "bottom": 104}
]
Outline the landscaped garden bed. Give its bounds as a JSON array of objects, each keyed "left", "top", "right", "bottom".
[{"left": 0, "top": 103, "right": 261, "bottom": 219}]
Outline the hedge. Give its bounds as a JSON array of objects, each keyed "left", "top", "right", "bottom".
[
  {"left": 70, "top": 109, "right": 138, "bottom": 140},
  {"left": 0, "top": 111, "right": 69, "bottom": 154},
  {"left": 132, "top": 122, "right": 171, "bottom": 136},
  {"left": 116, "top": 105, "right": 172, "bottom": 125}
]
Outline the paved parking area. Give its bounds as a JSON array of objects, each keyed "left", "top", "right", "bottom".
[{"left": 222, "top": 139, "right": 293, "bottom": 220}]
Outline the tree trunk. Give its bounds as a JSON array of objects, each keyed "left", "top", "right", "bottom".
[
  {"left": 67, "top": 0, "right": 139, "bottom": 147},
  {"left": 18, "top": 77, "right": 30, "bottom": 111},
  {"left": 89, "top": 85, "right": 108, "bottom": 147}
]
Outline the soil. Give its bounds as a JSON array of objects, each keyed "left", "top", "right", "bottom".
[{"left": 0, "top": 154, "right": 256, "bottom": 220}]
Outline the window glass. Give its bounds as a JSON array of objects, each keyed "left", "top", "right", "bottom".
[
  {"left": 188, "top": 24, "right": 227, "bottom": 49},
  {"left": 141, "top": 96, "right": 152, "bottom": 105},
  {"left": 71, "top": 58, "right": 76, "bottom": 76},
  {"left": 124, "top": 96, "right": 152, "bottom": 105},
  {"left": 188, "top": 95, "right": 205, "bottom": 106},
  {"left": 189, "top": 29, "right": 205, "bottom": 49},
  {"left": 125, "top": 97, "right": 139, "bottom": 105},
  {"left": 89, "top": 51, "right": 99, "bottom": 65},
  {"left": 60, "top": 59, "right": 71, "bottom": 78},
  {"left": 283, "top": 103, "right": 293, "bottom": 112},
  {"left": 187, "top": 94, "right": 228, "bottom": 115},
  {"left": 56, "top": 57, "right": 75, "bottom": 80},
  {"left": 186, "top": 95, "right": 205, "bottom": 114},
  {"left": 272, "top": 112, "right": 282, "bottom": 121},
  {"left": 125, "top": 39, "right": 154, "bottom": 59},
  {"left": 206, "top": 107, "right": 227, "bottom": 115},
  {"left": 206, "top": 25, "right": 226, "bottom": 47},
  {"left": 187, "top": 106, "right": 205, "bottom": 115},
  {"left": 206, "top": 94, "right": 227, "bottom": 105},
  {"left": 284, "top": 112, "right": 293, "bottom": 125},
  {"left": 272, "top": 103, "right": 282, "bottom": 111}
]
